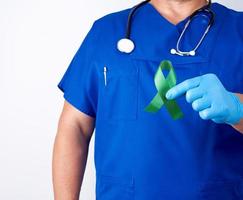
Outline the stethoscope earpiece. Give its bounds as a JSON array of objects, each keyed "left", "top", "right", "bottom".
[
  {"left": 170, "top": 48, "right": 196, "bottom": 56},
  {"left": 117, "top": 38, "right": 135, "bottom": 53},
  {"left": 170, "top": 48, "right": 177, "bottom": 55},
  {"left": 189, "top": 50, "right": 196, "bottom": 56}
]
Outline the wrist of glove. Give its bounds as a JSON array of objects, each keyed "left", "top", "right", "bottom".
[
  {"left": 226, "top": 92, "right": 243, "bottom": 125},
  {"left": 166, "top": 73, "right": 243, "bottom": 125}
]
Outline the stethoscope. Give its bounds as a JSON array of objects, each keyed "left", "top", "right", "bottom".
[{"left": 117, "top": 0, "right": 215, "bottom": 56}]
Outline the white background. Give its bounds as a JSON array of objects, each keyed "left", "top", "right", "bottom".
[{"left": 0, "top": 1, "right": 242, "bottom": 199}]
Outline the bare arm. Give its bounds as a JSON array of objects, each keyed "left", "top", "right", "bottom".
[
  {"left": 52, "top": 100, "right": 95, "bottom": 200},
  {"left": 232, "top": 93, "right": 243, "bottom": 134}
]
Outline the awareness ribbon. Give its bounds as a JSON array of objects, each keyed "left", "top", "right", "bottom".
[{"left": 144, "top": 60, "right": 183, "bottom": 120}]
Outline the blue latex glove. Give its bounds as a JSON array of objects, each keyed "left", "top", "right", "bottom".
[{"left": 166, "top": 73, "right": 243, "bottom": 125}]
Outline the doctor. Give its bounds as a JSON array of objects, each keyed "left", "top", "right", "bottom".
[{"left": 53, "top": 0, "right": 243, "bottom": 199}]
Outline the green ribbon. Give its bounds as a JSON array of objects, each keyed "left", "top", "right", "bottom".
[{"left": 144, "top": 60, "right": 183, "bottom": 120}]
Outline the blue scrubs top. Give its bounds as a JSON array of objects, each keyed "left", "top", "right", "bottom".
[{"left": 58, "top": 2, "right": 243, "bottom": 200}]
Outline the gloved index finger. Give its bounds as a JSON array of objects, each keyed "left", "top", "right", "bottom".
[{"left": 166, "top": 76, "right": 201, "bottom": 100}]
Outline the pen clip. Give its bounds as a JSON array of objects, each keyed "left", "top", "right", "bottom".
[{"left": 103, "top": 66, "right": 107, "bottom": 86}]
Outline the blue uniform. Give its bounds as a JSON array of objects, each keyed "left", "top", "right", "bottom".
[{"left": 58, "top": 2, "right": 243, "bottom": 199}]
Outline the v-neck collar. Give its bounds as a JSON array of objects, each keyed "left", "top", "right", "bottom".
[
  {"left": 145, "top": 2, "right": 190, "bottom": 32},
  {"left": 128, "top": 2, "right": 226, "bottom": 64}
]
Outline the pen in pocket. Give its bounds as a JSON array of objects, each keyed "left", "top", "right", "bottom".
[{"left": 103, "top": 66, "right": 107, "bottom": 86}]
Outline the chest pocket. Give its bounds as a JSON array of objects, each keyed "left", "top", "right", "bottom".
[
  {"left": 97, "top": 59, "right": 139, "bottom": 121},
  {"left": 130, "top": 56, "right": 210, "bottom": 118}
]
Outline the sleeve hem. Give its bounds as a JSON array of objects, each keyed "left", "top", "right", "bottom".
[{"left": 58, "top": 86, "right": 96, "bottom": 118}]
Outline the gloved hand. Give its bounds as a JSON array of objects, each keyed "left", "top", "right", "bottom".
[{"left": 165, "top": 73, "right": 243, "bottom": 125}]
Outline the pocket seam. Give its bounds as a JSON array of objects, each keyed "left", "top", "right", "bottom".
[
  {"left": 100, "top": 66, "right": 139, "bottom": 121},
  {"left": 98, "top": 67, "right": 138, "bottom": 77}
]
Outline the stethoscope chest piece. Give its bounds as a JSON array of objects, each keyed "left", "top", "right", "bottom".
[{"left": 117, "top": 38, "right": 135, "bottom": 53}]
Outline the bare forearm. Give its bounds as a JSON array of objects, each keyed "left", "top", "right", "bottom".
[
  {"left": 232, "top": 93, "right": 243, "bottom": 134},
  {"left": 52, "top": 121, "right": 90, "bottom": 200}
]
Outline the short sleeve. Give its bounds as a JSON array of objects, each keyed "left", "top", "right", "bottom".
[{"left": 57, "top": 21, "right": 99, "bottom": 118}]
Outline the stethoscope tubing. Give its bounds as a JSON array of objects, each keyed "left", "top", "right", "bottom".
[
  {"left": 126, "top": 0, "right": 151, "bottom": 39},
  {"left": 118, "top": 0, "right": 215, "bottom": 56}
]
